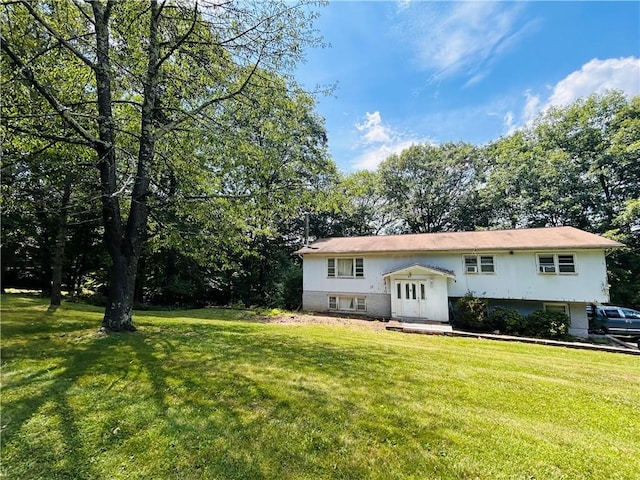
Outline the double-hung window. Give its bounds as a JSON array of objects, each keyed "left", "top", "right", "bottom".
[
  {"left": 537, "top": 253, "right": 576, "bottom": 274},
  {"left": 327, "top": 258, "right": 364, "bottom": 278},
  {"left": 328, "top": 295, "right": 366, "bottom": 312},
  {"left": 464, "top": 255, "right": 495, "bottom": 274}
]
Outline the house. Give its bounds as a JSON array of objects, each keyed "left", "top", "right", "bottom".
[{"left": 295, "top": 226, "right": 624, "bottom": 337}]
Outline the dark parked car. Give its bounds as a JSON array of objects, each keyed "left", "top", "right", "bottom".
[{"left": 588, "top": 305, "right": 640, "bottom": 335}]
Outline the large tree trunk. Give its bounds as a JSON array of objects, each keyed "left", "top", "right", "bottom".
[
  {"left": 92, "top": 2, "right": 134, "bottom": 332},
  {"left": 96, "top": 0, "right": 159, "bottom": 331},
  {"left": 103, "top": 254, "right": 138, "bottom": 331}
]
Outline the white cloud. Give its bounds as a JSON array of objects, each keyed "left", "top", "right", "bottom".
[
  {"left": 523, "top": 90, "right": 541, "bottom": 122},
  {"left": 504, "top": 57, "right": 640, "bottom": 136},
  {"left": 503, "top": 111, "right": 515, "bottom": 135},
  {"left": 355, "top": 112, "right": 391, "bottom": 144},
  {"left": 353, "top": 140, "right": 418, "bottom": 171},
  {"left": 351, "top": 111, "right": 426, "bottom": 170},
  {"left": 396, "top": 2, "right": 533, "bottom": 83},
  {"left": 543, "top": 57, "right": 640, "bottom": 109}
]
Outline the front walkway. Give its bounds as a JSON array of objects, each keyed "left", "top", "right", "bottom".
[
  {"left": 385, "top": 321, "right": 640, "bottom": 356},
  {"left": 386, "top": 320, "right": 452, "bottom": 334}
]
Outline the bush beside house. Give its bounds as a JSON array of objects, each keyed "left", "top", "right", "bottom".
[{"left": 453, "top": 293, "right": 571, "bottom": 340}]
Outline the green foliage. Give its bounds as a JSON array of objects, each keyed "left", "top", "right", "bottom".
[
  {"left": 487, "top": 308, "right": 527, "bottom": 334},
  {"left": 2, "top": 0, "right": 328, "bottom": 327},
  {"left": 379, "top": 142, "right": 481, "bottom": 233},
  {"left": 458, "top": 298, "right": 570, "bottom": 340},
  {"left": 526, "top": 310, "right": 571, "bottom": 339},
  {"left": 479, "top": 91, "right": 640, "bottom": 307},
  {"left": 3, "top": 295, "right": 639, "bottom": 480},
  {"left": 453, "top": 293, "right": 488, "bottom": 331},
  {"left": 281, "top": 264, "right": 303, "bottom": 311}
]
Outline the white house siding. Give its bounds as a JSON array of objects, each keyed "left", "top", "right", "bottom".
[
  {"left": 302, "top": 249, "right": 610, "bottom": 336},
  {"left": 302, "top": 249, "right": 611, "bottom": 305},
  {"left": 568, "top": 302, "right": 589, "bottom": 337}
]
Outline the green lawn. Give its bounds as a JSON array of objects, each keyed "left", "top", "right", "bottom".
[{"left": 1, "top": 295, "right": 639, "bottom": 480}]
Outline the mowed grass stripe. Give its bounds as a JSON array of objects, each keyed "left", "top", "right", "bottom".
[{"left": 1, "top": 295, "right": 638, "bottom": 479}]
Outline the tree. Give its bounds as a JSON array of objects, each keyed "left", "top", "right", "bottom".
[
  {"left": 2, "top": 0, "right": 323, "bottom": 330},
  {"left": 138, "top": 71, "right": 335, "bottom": 308},
  {"left": 480, "top": 92, "right": 640, "bottom": 308},
  {"left": 378, "top": 143, "right": 481, "bottom": 233},
  {"left": 1, "top": 135, "right": 98, "bottom": 302}
]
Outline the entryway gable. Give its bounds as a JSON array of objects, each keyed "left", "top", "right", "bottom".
[
  {"left": 382, "top": 263, "right": 455, "bottom": 279},
  {"left": 384, "top": 264, "right": 454, "bottom": 322}
]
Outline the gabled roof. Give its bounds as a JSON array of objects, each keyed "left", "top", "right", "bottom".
[
  {"left": 382, "top": 264, "right": 456, "bottom": 279},
  {"left": 295, "top": 226, "right": 623, "bottom": 255}
]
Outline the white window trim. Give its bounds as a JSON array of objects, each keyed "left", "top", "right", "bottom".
[
  {"left": 536, "top": 253, "right": 577, "bottom": 275},
  {"left": 328, "top": 295, "right": 367, "bottom": 312},
  {"left": 327, "top": 257, "right": 365, "bottom": 279},
  {"left": 463, "top": 254, "right": 495, "bottom": 274}
]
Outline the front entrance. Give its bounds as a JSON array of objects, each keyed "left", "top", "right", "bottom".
[
  {"left": 384, "top": 264, "right": 455, "bottom": 322},
  {"left": 395, "top": 280, "right": 427, "bottom": 318}
]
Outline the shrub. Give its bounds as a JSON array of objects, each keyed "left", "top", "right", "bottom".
[
  {"left": 526, "top": 310, "right": 570, "bottom": 339},
  {"left": 487, "top": 308, "right": 526, "bottom": 335},
  {"left": 454, "top": 293, "right": 488, "bottom": 331}
]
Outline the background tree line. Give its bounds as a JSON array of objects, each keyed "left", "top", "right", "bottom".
[{"left": 2, "top": 3, "right": 638, "bottom": 321}]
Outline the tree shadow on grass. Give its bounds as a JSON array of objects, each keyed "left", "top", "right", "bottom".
[
  {"left": 1, "top": 334, "right": 130, "bottom": 478},
  {"left": 122, "top": 324, "right": 460, "bottom": 479},
  {"left": 2, "top": 305, "right": 459, "bottom": 479}
]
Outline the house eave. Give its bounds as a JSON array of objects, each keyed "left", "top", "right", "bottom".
[{"left": 382, "top": 263, "right": 456, "bottom": 279}]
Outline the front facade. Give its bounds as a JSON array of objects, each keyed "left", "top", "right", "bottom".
[{"left": 296, "top": 227, "right": 623, "bottom": 337}]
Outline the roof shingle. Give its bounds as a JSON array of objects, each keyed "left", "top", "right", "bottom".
[{"left": 295, "top": 226, "right": 623, "bottom": 255}]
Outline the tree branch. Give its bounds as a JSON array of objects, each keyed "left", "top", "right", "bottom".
[
  {"left": 1, "top": 36, "right": 102, "bottom": 148},
  {"left": 155, "top": 1, "right": 200, "bottom": 71},
  {"left": 19, "top": 0, "right": 96, "bottom": 70},
  {"left": 154, "top": 50, "right": 264, "bottom": 139},
  {"left": 3, "top": 124, "right": 94, "bottom": 148}
]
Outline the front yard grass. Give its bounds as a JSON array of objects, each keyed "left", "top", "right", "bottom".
[{"left": 1, "top": 294, "right": 639, "bottom": 479}]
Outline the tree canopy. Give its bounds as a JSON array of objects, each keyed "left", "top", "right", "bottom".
[
  {"left": 2, "top": 2, "right": 638, "bottom": 317},
  {"left": 2, "top": 0, "right": 327, "bottom": 329}
]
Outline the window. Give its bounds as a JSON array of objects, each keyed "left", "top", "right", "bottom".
[
  {"left": 544, "top": 303, "right": 569, "bottom": 315},
  {"left": 338, "top": 296, "right": 354, "bottom": 310},
  {"left": 464, "top": 256, "right": 478, "bottom": 273},
  {"left": 538, "top": 255, "right": 556, "bottom": 273},
  {"left": 603, "top": 308, "right": 621, "bottom": 318},
  {"left": 537, "top": 253, "right": 576, "bottom": 274},
  {"left": 621, "top": 308, "right": 640, "bottom": 319},
  {"left": 337, "top": 258, "right": 353, "bottom": 277},
  {"left": 557, "top": 255, "right": 576, "bottom": 273},
  {"left": 480, "top": 256, "right": 495, "bottom": 273},
  {"left": 327, "top": 259, "right": 335, "bottom": 277},
  {"left": 355, "top": 258, "right": 364, "bottom": 277},
  {"left": 328, "top": 296, "right": 337, "bottom": 309},
  {"left": 327, "top": 258, "right": 364, "bottom": 278},
  {"left": 328, "top": 295, "right": 366, "bottom": 312},
  {"left": 464, "top": 255, "right": 495, "bottom": 274}
]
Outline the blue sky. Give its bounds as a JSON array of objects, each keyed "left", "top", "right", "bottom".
[{"left": 295, "top": 1, "right": 640, "bottom": 172}]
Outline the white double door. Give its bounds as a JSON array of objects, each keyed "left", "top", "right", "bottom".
[{"left": 395, "top": 280, "right": 428, "bottom": 318}]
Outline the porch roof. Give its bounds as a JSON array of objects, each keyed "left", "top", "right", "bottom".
[{"left": 382, "top": 263, "right": 456, "bottom": 279}]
